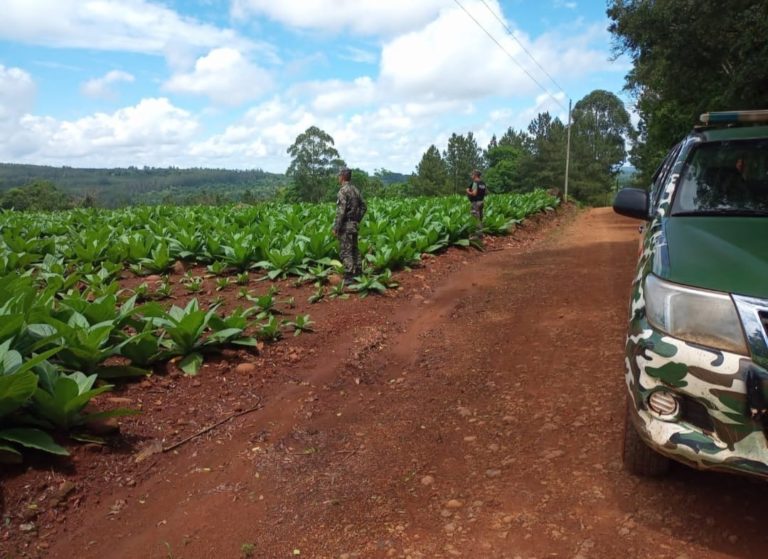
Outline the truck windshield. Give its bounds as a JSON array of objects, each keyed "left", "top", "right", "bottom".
[{"left": 671, "top": 139, "right": 768, "bottom": 215}]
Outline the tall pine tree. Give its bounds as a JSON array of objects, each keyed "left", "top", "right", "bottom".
[
  {"left": 444, "top": 132, "right": 483, "bottom": 194},
  {"left": 413, "top": 145, "right": 449, "bottom": 196}
]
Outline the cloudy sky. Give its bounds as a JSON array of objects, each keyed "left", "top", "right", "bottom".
[{"left": 0, "top": 0, "right": 629, "bottom": 173}]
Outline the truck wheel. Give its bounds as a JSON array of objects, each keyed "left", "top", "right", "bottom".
[{"left": 623, "top": 399, "right": 671, "bottom": 476}]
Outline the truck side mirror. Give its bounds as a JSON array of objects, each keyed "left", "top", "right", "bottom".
[{"left": 613, "top": 188, "right": 650, "bottom": 221}]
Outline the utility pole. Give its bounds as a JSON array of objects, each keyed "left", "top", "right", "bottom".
[{"left": 564, "top": 98, "right": 572, "bottom": 204}]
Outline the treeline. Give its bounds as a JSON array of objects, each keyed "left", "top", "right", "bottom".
[
  {"left": 0, "top": 162, "right": 411, "bottom": 211},
  {"left": 607, "top": 0, "right": 768, "bottom": 184},
  {"left": 283, "top": 89, "right": 635, "bottom": 205},
  {"left": 279, "top": 90, "right": 636, "bottom": 205},
  {"left": 413, "top": 90, "right": 634, "bottom": 205},
  {"left": 0, "top": 164, "right": 284, "bottom": 209}
]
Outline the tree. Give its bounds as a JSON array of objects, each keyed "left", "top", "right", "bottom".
[
  {"left": 484, "top": 134, "right": 498, "bottom": 168},
  {"left": 517, "top": 112, "right": 567, "bottom": 191},
  {"left": 608, "top": 0, "right": 768, "bottom": 182},
  {"left": 1, "top": 188, "right": 29, "bottom": 211},
  {"left": 572, "top": 90, "right": 633, "bottom": 174},
  {"left": 413, "top": 145, "right": 449, "bottom": 196},
  {"left": 498, "top": 127, "right": 527, "bottom": 150},
  {"left": 286, "top": 126, "right": 345, "bottom": 202},
  {"left": 569, "top": 90, "right": 635, "bottom": 202},
  {"left": 0, "top": 180, "right": 74, "bottom": 211},
  {"left": 351, "top": 168, "right": 384, "bottom": 199},
  {"left": 444, "top": 132, "right": 483, "bottom": 194},
  {"left": 485, "top": 145, "right": 524, "bottom": 193}
]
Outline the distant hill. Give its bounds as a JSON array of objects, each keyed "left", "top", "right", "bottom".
[
  {"left": 0, "top": 163, "right": 286, "bottom": 207},
  {"left": 376, "top": 170, "right": 410, "bottom": 186},
  {"left": 618, "top": 166, "right": 637, "bottom": 188}
]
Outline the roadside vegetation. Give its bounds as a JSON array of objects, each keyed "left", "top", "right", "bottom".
[{"left": 607, "top": 0, "right": 768, "bottom": 185}]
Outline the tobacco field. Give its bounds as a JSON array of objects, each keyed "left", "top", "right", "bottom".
[{"left": 0, "top": 190, "right": 557, "bottom": 463}]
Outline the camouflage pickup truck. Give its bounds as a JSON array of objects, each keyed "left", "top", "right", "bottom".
[{"left": 614, "top": 110, "right": 768, "bottom": 477}]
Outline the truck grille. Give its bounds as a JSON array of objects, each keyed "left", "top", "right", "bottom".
[{"left": 681, "top": 397, "right": 715, "bottom": 433}]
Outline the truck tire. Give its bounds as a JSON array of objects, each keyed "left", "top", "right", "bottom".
[{"left": 623, "top": 399, "right": 671, "bottom": 476}]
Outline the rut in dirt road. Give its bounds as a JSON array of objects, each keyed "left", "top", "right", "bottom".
[{"left": 43, "top": 208, "right": 768, "bottom": 559}]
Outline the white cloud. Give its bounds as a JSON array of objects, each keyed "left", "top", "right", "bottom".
[
  {"left": 339, "top": 47, "right": 378, "bottom": 65},
  {"left": 163, "top": 48, "right": 272, "bottom": 106},
  {"left": 525, "top": 91, "right": 569, "bottom": 124},
  {"left": 0, "top": 65, "right": 36, "bottom": 125},
  {"left": 81, "top": 70, "right": 135, "bottom": 100},
  {"left": 289, "top": 3, "right": 611, "bottom": 118},
  {"left": 526, "top": 23, "right": 615, "bottom": 81},
  {"left": 189, "top": 98, "right": 311, "bottom": 163},
  {"left": 230, "top": 0, "right": 450, "bottom": 36},
  {"left": 190, "top": 132, "right": 270, "bottom": 160},
  {"left": 0, "top": 0, "right": 255, "bottom": 54},
  {"left": 283, "top": 52, "right": 329, "bottom": 79},
  {"left": 380, "top": 2, "right": 525, "bottom": 99},
  {"left": 187, "top": 95, "right": 464, "bottom": 172},
  {"left": 1, "top": 98, "right": 199, "bottom": 164},
  {"left": 379, "top": 1, "right": 609, "bottom": 103},
  {"left": 404, "top": 100, "right": 467, "bottom": 119},
  {"left": 0, "top": 65, "right": 38, "bottom": 157},
  {"left": 488, "top": 91, "right": 568, "bottom": 131},
  {"left": 309, "top": 77, "right": 377, "bottom": 113}
]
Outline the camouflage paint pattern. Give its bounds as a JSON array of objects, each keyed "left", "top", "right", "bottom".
[
  {"left": 625, "top": 161, "right": 768, "bottom": 478},
  {"left": 334, "top": 181, "right": 366, "bottom": 279},
  {"left": 338, "top": 224, "right": 362, "bottom": 279},
  {"left": 470, "top": 201, "right": 484, "bottom": 237}
]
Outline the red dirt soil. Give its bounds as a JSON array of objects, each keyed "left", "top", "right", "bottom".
[{"left": 3, "top": 207, "right": 768, "bottom": 559}]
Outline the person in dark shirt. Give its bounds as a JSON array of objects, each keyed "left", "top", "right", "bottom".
[{"left": 466, "top": 169, "right": 487, "bottom": 237}]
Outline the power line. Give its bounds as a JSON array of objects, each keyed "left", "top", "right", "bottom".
[
  {"left": 530, "top": 91, "right": 566, "bottom": 119},
  {"left": 451, "top": 0, "right": 567, "bottom": 112},
  {"left": 478, "top": 0, "right": 568, "bottom": 99}
]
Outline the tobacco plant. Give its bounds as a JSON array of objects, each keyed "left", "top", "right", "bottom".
[
  {"left": 284, "top": 314, "right": 314, "bottom": 336},
  {"left": 31, "top": 367, "right": 138, "bottom": 431}
]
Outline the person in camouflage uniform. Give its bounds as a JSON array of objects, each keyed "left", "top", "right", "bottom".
[
  {"left": 466, "top": 169, "right": 487, "bottom": 237},
  {"left": 333, "top": 168, "right": 367, "bottom": 283}
]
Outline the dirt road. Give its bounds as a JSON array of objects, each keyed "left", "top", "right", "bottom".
[{"left": 9, "top": 207, "right": 768, "bottom": 558}]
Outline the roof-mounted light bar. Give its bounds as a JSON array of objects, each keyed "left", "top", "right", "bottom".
[{"left": 700, "top": 110, "right": 768, "bottom": 125}]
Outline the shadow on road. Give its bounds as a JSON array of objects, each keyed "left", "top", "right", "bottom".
[{"left": 618, "top": 458, "right": 768, "bottom": 557}]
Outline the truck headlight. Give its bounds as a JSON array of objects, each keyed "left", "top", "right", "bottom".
[{"left": 644, "top": 274, "right": 748, "bottom": 355}]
